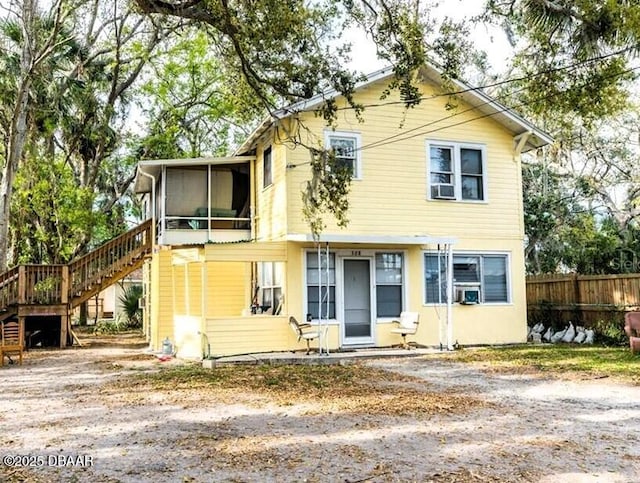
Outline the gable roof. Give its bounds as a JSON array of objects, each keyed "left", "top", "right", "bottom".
[{"left": 235, "top": 64, "right": 553, "bottom": 155}]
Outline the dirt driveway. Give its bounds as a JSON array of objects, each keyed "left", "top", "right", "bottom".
[{"left": 1, "top": 338, "right": 639, "bottom": 482}]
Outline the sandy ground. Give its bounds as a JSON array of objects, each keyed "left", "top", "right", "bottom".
[{"left": 1, "top": 337, "right": 640, "bottom": 483}]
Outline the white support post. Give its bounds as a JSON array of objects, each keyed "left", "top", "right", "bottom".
[
  {"left": 437, "top": 251, "right": 444, "bottom": 349},
  {"left": 207, "top": 164, "right": 212, "bottom": 241},
  {"left": 446, "top": 243, "right": 454, "bottom": 351},
  {"left": 323, "top": 243, "right": 330, "bottom": 355}
]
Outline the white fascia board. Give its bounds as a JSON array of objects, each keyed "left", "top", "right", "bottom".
[
  {"left": 137, "top": 156, "right": 255, "bottom": 168},
  {"left": 234, "top": 117, "right": 273, "bottom": 156},
  {"left": 286, "top": 233, "right": 457, "bottom": 245}
]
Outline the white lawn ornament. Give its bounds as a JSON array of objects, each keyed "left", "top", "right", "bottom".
[
  {"left": 561, "top": 322, "right": 576, "bottom": 343},
  {"left": 543, "top": 327, "right": 552, "bottom": 342},
  {"left": 551, "top": 326, "right": 568, "bottom": 343},
  {"left": 584, "top": 329, "right": 595, "bottom": 344},
  {"left": 573, "top": 327, "right": 586, "bottom": 344},
  {"left": 533, "top": 322, "right": 545, "bottom": 334}
]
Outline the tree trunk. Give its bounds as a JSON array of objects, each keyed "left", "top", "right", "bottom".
[
  {"left": 79, "top": 302, "right": 88, "bottom": 326},
  {"left": 0, "top": 0, "right": 36, "bottom": 270}
]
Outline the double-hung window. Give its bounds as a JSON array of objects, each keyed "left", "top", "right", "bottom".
[
  {"left": 325, "top": 130, "right": 362, "bottom": 179},
  {"left": 260, "top": 261, "right": 283, "bottom": 312},
  {"left": 306, "top": 252, "right": 336, "bottom": 319},
  {"left": 375, "top": 253, "right": 404, "bottom": 317},
  {"left": 427, "top": 142, "right": 486, "bottom": 201},
  {"left": 424, "top": 253, "right": 509, "bottom": 304}
]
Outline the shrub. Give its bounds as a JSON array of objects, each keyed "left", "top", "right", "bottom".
[
  {"left": 592, "top": 318, "right": 627, "bottom": 346},
  {"left": 118, "top": 284, "right": 143, "bottom": 329},
  {"left": 93, "top": 317, "right": 126, "bottom": 334}
]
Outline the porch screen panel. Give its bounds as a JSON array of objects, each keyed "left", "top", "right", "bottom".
[{"left": 166, "top": 167, "right": 207, "bottom": 216}]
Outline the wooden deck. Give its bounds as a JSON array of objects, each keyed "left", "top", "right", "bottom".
[{"left": 0, "top": 220, "right": 152, "bottom": 347}]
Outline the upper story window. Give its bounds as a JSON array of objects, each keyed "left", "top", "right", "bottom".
[
  {"left": 324, "top": 130, "right": 362, "bottom": 179},
  {"left": 427, "top": 141, "right": 486, "bottom": 201},
  {"left": 263, "top": 146, "right": 272, "bottom": 188}
]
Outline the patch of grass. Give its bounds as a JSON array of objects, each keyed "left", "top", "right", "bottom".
[
  {"left": 432, "top": 345, "right": 640, "bottom": 383},
  {"left": 110, "top": 362, "right": 491, "bottom": 416}
]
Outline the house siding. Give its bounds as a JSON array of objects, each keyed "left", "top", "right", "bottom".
[
  {"left": 254, "top": 135, "right": 289, "bottom": 241},
  {"left": 284, "top": 78, "right": 524, "bottom": 240}
]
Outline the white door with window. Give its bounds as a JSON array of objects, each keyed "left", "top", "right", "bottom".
[{"left": 341, "top": 258, "right": 375, "bottom": 345}]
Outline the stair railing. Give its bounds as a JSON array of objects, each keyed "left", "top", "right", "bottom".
[
  {"left": 0, "top": 266, "right": 20, "bottom": 310},
  {"left": 68, "top": 220, "right": 152, "bottom": 300}
]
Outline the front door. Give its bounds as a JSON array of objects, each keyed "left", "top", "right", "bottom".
[{"left": 342, "top": 259, "right": 374, "bottom": 345}]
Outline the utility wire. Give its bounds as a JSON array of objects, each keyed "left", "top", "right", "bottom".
[
  {"left": 284, "top": 55, "right": 640, "bottom": 168},
  {"left": 326, "top": 43, "right": 640, "bottom": 114},
  {"left": 359, "top": 64, "right": 640, "bottom": 152}
]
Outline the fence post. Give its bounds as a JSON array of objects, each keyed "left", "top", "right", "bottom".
[{"left": 573, "top": 273, "right": 582, "bottom": 323}]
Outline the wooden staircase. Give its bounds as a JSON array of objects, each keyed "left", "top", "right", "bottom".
[{"left": 0, "top": 220, "right": 152, "bottom": 346}]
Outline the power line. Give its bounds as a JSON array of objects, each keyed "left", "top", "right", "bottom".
[
  {"left": 284, "top": 48, "right": 639, "bottom": 167},
  {"left": 326, "top": 43, "right": 640, "bottom": 114},
  {"left": 359, "top": 64, "right": 640, "bottom": 152}
]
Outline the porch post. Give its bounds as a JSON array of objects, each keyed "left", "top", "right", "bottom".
[
  {"left": 249, "top": 158, "right": 256, "bottom": 240},
  {"left": 446, "top": 243, "right": 454, "bottom": 350}
]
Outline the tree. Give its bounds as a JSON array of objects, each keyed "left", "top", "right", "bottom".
[
  {"left": 0, "top": 0, "right": 175, "bottom": 268},
  {"left": 480, "top": 1, "right": 640, "bottom": 274},
  {"left": 485, "top": 1, "right": 640, "bottom": 119},
  {"left": 136, "top": 30, "right": 263, "bottom": 159},
  {"left": 0, "top": 0, "right": 68, "bottom": 270},
  {"left": 134, "top": 0, "right": 428, "bottom": 120}
]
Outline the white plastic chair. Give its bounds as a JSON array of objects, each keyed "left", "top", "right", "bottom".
[
  {"left": 289, "top": 316, "right": 320, "bottom": 355},
  {"left": 390, "top": 312, "right": 419, "bottom": 349}
]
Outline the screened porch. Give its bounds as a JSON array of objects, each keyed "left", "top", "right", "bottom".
[{"left": 135, "top": 157, "right": 255, "bottom": 245}]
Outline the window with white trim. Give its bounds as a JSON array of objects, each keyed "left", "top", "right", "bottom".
[
  {"left": 424, "top": 253, "right": 509, "bottom": 303},
  {"left": 375, "top": 253, "right": 403, "bottom": 317},
  {"left": 325, "top": 131, "right": 362, "bottom": 179},
  {"left": 259, "top": 261, "right": 283, "bottom": 313},
  {"left": 306, "top": 252, "right": 336, "bottom": 319},
  {"left": 428, "top": 142, "right": 486, "bottom": 201}
]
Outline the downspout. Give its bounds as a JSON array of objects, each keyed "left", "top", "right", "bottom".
[
  {"left": 207, "top": 164, "right": 212, "bottom": 242},
  {"left": 250, "top": 157, "right": 256, "bottom": 241},
  {"left": 161, "top": 165, "right": 167, "bottom": 245},
  {"left": 446, "top": 243, "right": 454, "bottom": 351}
]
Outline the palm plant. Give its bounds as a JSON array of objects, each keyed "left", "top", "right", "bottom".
[{"left": 118, "top": 284, "right": 143, "bottom": 328}]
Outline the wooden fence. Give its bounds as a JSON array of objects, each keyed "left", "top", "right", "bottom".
[{"left": 526, "top": 273, "right": 640, "bottom": 326}]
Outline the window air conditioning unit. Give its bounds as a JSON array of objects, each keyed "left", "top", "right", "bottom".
[
  {"left": 138, "top": 297, "right": 146, "bottom": 309},
  {"left": 432, "top": 183, "right": 455, "bottom": 200},
  {"left": 457, "top": 288, "right": 480, "bottom": 305}
]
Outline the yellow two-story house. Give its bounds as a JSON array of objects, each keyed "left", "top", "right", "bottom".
[{"left": 135, "top": 65, "right": 552, "bottom": 358}]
